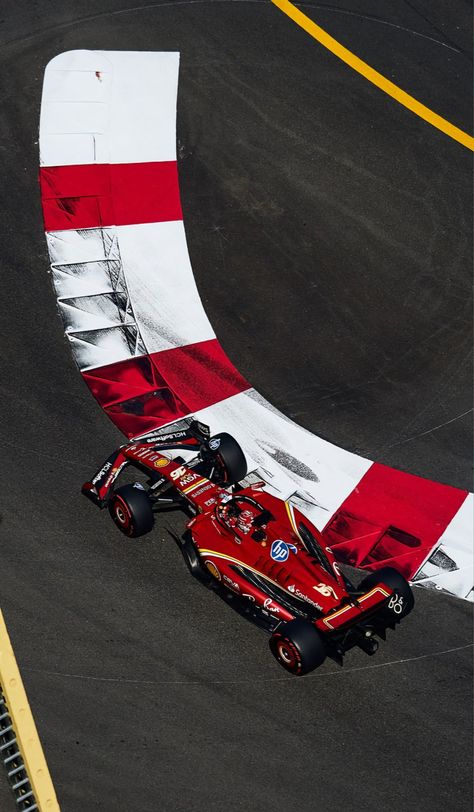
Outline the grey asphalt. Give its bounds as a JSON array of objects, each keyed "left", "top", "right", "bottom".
[{"left": 0, "top": 1, "right": 472, "bottom": 810}]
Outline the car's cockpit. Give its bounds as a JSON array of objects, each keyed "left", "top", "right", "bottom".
[{"left": 215, "top": 495, "right": 274, "bottom": 542}]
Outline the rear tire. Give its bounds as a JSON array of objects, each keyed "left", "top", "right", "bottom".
[
  {"left": 180, "top": 532, "right": 214, "bottom": 587},
  {"left": 206, "top": 432, "right": 247, "bottom": 484},
  {"left": 360, "top": 566, "right": 414, "bottom": 623},
  {"left": 269, "top": 619, "right": 326, "bottom": 676},
  {"left": 109, "top": 484, "right": 154, "bottom": 538}
]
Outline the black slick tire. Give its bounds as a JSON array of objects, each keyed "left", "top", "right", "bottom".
[
  {"left": 207, "top": 432, "right": 247, "bottom": 484},
  {"left": 269, "top": 619, "right": 326, "bottom": 676},
  {"left": 108, "top": 484, "right": 154, "bottom": 538},
  {"left": 360, "top": 566, "right": 415, "bottom": 623},
  {"left": 180, "top": 532, "right": 214, "bottom": 588}
]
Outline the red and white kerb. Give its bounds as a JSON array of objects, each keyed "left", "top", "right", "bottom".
[
  {"left": 39, "top": 51, "right": 249, "bottom": 437},
  {"left": 39, "top": 51, "right": 473, "bottom": 599}
]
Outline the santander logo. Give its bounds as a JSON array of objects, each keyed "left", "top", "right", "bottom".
[{"left": 286, "top": 584, "right": 323, "bottom": 611}]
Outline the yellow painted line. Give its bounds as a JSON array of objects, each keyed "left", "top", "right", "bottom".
[
  {"left": 0, "top": 610, "right": 60, "bottom": 811},
  {"left": 271, "top": 0, "right": 474, "bottom": 151}
]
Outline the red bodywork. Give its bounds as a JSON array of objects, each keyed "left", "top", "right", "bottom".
[{"left": 83, "top": 442, "right": 394, "bottom": 636}]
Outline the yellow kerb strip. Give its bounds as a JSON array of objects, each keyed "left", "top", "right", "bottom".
[
  {"left": 0, "top": 610, "right": 60, "bottom": 811},
  {"left": 271, "top": 0, "right": 474, "bottom": 151}
]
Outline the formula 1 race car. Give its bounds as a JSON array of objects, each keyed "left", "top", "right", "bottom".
[{"left": 82, "top": 421, "right": 414, "bottom": 676}]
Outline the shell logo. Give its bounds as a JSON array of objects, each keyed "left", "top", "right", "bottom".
[{"left": 154, "top": 457, "right": 170, "bottom": 468}]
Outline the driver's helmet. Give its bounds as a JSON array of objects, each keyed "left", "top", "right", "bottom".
[{"left": 236, "top": 509, "right": 254, "bottom": 534}]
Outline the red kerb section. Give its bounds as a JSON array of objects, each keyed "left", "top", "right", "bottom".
[
  {"left": 40, "top": 161, "right": 182, "bottom": 231},
  {"left": 82, "top": 339, "right": 250, "bottom": 437},
  {"left": 323, "top": 463, "right": 468, "bottom": 579}
]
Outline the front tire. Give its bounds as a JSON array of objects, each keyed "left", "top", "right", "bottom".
[
  {"left": 109, "top": 484, "right": 154, "bottom": 538},
  {"left": 206, "top": 432, "right": 247, "bottom": 484},
  {"left": 360, "top": 566, "right": 414, "bottom": 623},
  {"left": 270, "top": 619, "right": 326, "bottom": 676}
]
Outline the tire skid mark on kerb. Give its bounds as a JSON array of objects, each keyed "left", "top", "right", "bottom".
[{"left": 39, "top": 50, "right": 473, "bottom": 600}]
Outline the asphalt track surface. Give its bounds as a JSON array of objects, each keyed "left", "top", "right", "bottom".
[{"left": 0, "top": 1, "right": 472, "bottom": 810}]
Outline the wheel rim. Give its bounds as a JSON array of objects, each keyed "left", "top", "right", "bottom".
[
  {"left": 215, "top": 454, "right": 228, "bottom": 483},
  {"left": 278, "top": 640, "right": 297, "bottom": 668},
  {"left": 114, "top": 498, "right": 131, "bottom": 529},
  {"left": 115, "top": 505, "right": 127, "bottom": 524}
]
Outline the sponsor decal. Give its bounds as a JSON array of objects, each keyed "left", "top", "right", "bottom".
[
  {"left": 263, "top": 598, "right": 280, "bottom": 614},
  {"left": 205, "top": 560, "right": 221, "bottom": 581},
  {"left": 104, "top": 472, "right": 116, "bottom": 489},
  {"left": 242, "top": 593, "right": 256, "bottom": 602},
  {"left": 208, "top": 438, "right": 221, "bottom": 451},
  {"left": 156, "top": 431, "right": 186, "bottom": 441},
  {"left": 219, "top": 492, "right": 232, "bottom": 504},
  {"left": 104, "top": 462, "right": 127, "bottom": 490},
  {"left": 92, "top": 461, "right": 112, "bottom": 485},
  {"left": 303, "top": 594, "right": 323, "bottom": 611},
  {"left": 223, "top": 574, "right": 240, "bottom": 592},
  {"left": 270, "top": 540, "right": 298, "bottom": 563},
  {"left": 142, "top": 431, "right": 187, "bottom": 444},
  {"left": 192, "top": 484, "right": 213, "bottom": 498},
  {"left": 183, "top": 480, "right": 207, "bottom": 494},
  {"left": 388, "top": 593, "right": 404, "bottom": 615},
  {"left": 132, "top": 482, "right": 145, "bottom": 490},
  {"left": 180, "top": 473, "right": 198, "bottom": 486},
  {"left": 287, "top": 584, "right": 322, "bottom": 611},
  {"left": 154, "top": 457, "right": 170, "bottom": 469},
  {"left": 131, "top": 447, "right": 158, "bottom": 460},
  {"left": 204, "top": 497, "right": 217, "bottom": 507}
]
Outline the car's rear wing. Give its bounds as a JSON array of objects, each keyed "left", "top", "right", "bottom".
[{"left": 316, "top": 584, "right": 392, "bottom": 633}]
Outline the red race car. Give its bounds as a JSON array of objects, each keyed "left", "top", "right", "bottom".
[{"left": 82, "top": 421, "right": 414, "bottom": 675}]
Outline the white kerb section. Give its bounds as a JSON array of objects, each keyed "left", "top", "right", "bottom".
[
  {"left": 40, "top": 50, "right": 179, "bottom": 165},
  {"left": 413, "top": 494, "right": 474, "bottom": 600}
]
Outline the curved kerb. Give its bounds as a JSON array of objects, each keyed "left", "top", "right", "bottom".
[{"left": 38, "top": 50, "right": 473, "bottom": 601}]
